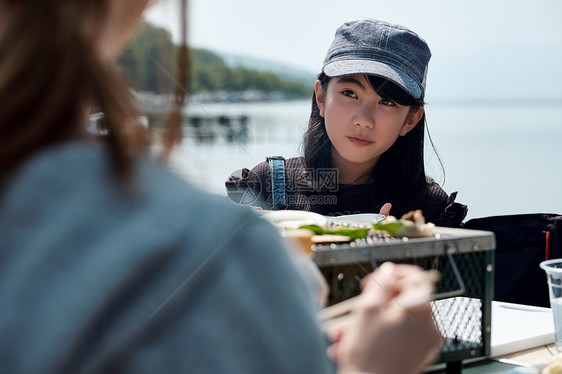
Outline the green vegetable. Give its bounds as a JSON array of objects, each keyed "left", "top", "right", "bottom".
[
  {"left": 328, "top": 227, "right": 370, "bottom": 240},
  {"left": 298, "top": 225, "right": 370, "bottom": 240},
  {"left": 298, "top": 225, "right": 325, "bottom": 235},
  {"left": 372, "top": 221, "right": 404, "bottom": 236}
]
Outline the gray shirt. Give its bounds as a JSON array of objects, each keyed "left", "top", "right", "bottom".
[{"left": 0, "top": 141, "right": 332, "bottom": 373}]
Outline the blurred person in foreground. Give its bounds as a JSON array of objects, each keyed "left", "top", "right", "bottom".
[{"left": 0, "top": 1, "right": 441, "bottom": 373}]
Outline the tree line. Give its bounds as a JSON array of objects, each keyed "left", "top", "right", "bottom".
[{"left": 117, "top": 22, "right": 311, "bottom": 99}]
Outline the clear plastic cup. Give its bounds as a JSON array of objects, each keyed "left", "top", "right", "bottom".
[{"left": 540, "top": 259, "right": 562, "bottom": 352}]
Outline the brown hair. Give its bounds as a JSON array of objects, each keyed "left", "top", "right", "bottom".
[
  {"left": 0, "top": 1, "right": 147, "bottom": 180},
  {"left": 160, "top": 0, "right": 189, "bottom": 161}
]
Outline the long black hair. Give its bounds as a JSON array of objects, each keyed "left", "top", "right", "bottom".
[{"left": 302, "top": 73, "right": 439, "bottom": 214}]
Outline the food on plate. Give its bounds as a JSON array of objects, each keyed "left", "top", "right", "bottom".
[
  {"left": 264, "top": 209, "right": 435, "bottom": 241},
  {"left": 299, "top": 225, "right": 370, "bottom": 241},
  {"left": 373, "top": 210, "right": 435, "bottom": 238},
  {"left": 281, "top": 229, "right": 315, "bottom": 254},
  {"left": 262, "top": 210, "right": 370, "bottom": 241},
  {"left": 311, "top": 234, "right": 353, "bottom": 244}
]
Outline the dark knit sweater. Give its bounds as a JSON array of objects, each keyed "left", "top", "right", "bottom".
[{"left": 226, "top": 157, "right": 468, "bottom": 228}]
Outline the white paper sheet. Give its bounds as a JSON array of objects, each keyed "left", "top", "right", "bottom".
[{"left": 491, "top": 301, "right": 555, "bottom": 357}]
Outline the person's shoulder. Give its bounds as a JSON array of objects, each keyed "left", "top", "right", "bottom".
[
  {"left": 423, "top": 177, "right": 468, "bottom": 227},
  {"left": 285, "top": 156, "right": 305, "bottom": 167},
  {"left": 250, "top": 157, "right": 305, "bottom": 172},
  {"left": 122, "top": 154, "right": 274, "bottom": 266},
  {"left": 425, "top": 177, "right": 448, "bottom": 200},
  {"left": 24, "top": 141, "right": 254, "bottom": 239},
  {"left": 137, "top": 155, "right": 248, "bottom": 219},
  {"left": 250, "top": 160, "right": 269, "bottom": 179}
]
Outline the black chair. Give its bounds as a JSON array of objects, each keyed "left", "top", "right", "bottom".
[{"left": 465, "top": 213, "right": 562, "bottom": 307}]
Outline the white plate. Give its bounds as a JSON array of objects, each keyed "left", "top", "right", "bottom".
[
  {"left": 262, "top": 210, "right": 328, "bottom": 230},
  {"left": 328, "top": 213, "right": 385, "bottom": 226}
]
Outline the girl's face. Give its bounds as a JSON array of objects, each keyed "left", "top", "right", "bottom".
[{"left": 315, "top": 74, "right": 423, "bottom": 174}]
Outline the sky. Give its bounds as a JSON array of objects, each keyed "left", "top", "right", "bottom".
[{"left": 145, "top": 0, "right": 562, "bottom": 100}]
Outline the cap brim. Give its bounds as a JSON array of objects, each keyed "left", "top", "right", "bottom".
[{"left": 323, "top": 59, "right": 422, "bottom": 99}]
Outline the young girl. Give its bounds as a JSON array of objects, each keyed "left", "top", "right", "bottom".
[
  {"left": 228, "top": 19, "right": 467, "bottom": 227},
  {"left": 0, "top": 4, "right": 440, "bottom": 374}
]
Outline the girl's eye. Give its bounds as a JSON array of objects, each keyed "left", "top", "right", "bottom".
[
  {"left": 379, "top": 98, "right": 396, "bottom": 106},
  {"left": 341, "top": 90, "right": 357, "bottom": 98}
]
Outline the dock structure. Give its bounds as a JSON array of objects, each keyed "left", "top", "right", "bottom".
[
  {"left": 185, "top": 114, "right": 249, "bottom": 143},
  {"left": 89, "top": 109, "right": 251, "bottom": 144}
]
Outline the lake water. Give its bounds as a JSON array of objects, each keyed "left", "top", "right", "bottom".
[{"left": 168, "top": 99, "right": 562, "bottom": 221}]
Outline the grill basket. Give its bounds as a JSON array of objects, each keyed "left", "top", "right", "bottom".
[{"left": 313, "top": 227, "right": 495, "bottom": 372}]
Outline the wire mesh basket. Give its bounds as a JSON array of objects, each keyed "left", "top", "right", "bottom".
[{"left": 313, "top": 227, "right": 495, "bottom": 372}]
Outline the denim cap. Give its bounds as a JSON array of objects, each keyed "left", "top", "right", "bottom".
[{"left": 322, "top": 19, "right": 431, "bottom": 99}]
